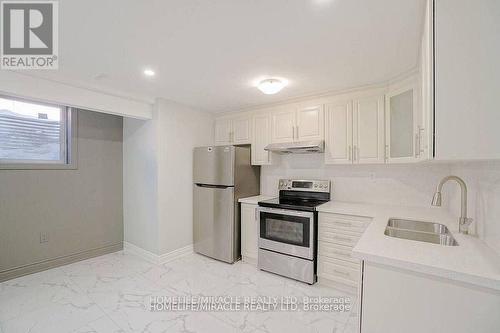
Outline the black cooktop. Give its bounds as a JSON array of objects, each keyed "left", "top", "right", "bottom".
[{"left": 258, "top": 190, "right": 330, "bottom": 212}]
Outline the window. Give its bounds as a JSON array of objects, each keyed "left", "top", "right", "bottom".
[{"left": 0, "top": 95, "right": 76, "bottom": 169}]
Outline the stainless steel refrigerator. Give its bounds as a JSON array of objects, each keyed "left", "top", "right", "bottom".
[{"left": 193, "top": 146, "right": 260, "bottom": 263}]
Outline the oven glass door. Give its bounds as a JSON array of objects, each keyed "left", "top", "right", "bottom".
[{"left": 259, "top": 208, "right": 314, "bottom": 260}]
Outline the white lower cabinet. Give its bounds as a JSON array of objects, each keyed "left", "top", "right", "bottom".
[
  {"left": 240, "top": 203, "right": 259, "bottom": 263},
  {"left": 318, "top": 213, "right": 371, "bottom": 291},
  {"left": 361, "top": 262, "right": 500, "bottom": 333}
]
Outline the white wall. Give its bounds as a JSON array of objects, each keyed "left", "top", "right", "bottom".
[
  {"left": 261, "top": 154, "right": 500, "bottom": 255},
  {"left": 123, "top": 114, "right": 159, "bottom": 254},
  {"left": 123, "top": 98, "right": 214, "bottom": 256},
  {"left": 155, "top": 99, "right": 214, "bottom": 254}
]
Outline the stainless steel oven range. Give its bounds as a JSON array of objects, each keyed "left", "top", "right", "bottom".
[{"left": 257, "top": 179, "right": 331, "bottom": 284}]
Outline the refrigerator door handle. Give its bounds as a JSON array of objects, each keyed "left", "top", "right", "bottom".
[{"left": 195, "top": 183, "right": 232, "bottom": 189}]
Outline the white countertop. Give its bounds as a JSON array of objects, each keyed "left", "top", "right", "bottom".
[
  {"left": 317, "top": 201, "right": 500, "bottom": 291},
  {"left": 238, "top": 195, "right": 275, "bottom": 205}
]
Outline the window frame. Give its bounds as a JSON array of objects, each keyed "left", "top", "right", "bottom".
[{"left": 0, "top": 95, "right": 78, "bottom": 170}]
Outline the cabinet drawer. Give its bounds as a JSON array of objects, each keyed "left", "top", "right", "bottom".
[
  {"left": 319, "top": 224, "right": 364, "bottom": 238},
  {"left": 318, "top": 257, "right": 360, "bottom": 284},
  {"left": 318, "top": 242, "right": 360, "bottom": 265},
  {"left": 318, "top": 230, "right": 361, "bottom": 247},
  {"left": 320, "top": 213, "right": 371, "bottom": 233}
]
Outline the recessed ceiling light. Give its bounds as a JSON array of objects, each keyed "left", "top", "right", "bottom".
[
  {"left": 143, "top": 69, "right": 155, "bottom": 77},
  {"left": 257, "top": 78, "right": 286, "bottom": 95}
]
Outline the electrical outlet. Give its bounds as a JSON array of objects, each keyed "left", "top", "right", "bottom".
[{"left": 40, "top": 232, "right": 49, "bottom": 243}]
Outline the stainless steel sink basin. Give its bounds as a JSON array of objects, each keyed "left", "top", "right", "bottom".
[
  {"left": 387, "top": 218, "right": 450, "bottom": 234},
  {"left": 385, "top": 218, "right": 458, "bottom": 246}
]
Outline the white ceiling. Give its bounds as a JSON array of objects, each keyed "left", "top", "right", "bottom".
[{"left": 30, "top": 0, "right": 426, "bottom": 113}]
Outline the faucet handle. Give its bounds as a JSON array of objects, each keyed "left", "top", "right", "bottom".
[
  {"left": 460, "top": 217, "right": 473, "bottom": 226},
  {"left": 459, "top": 217, "right": 473, "bottom": 234}
]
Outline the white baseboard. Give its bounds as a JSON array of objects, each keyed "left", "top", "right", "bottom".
[
  {"left": 123, "top": 241, "right": 193, "bottom": 265},
  {"left": 158, "top": 244, "right": 194, "bottom": 264}
]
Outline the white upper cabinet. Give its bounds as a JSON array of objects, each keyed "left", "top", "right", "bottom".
[
  {"left": 296, "top": 105, "right": 324, "bottom": 141},
  {"left": 271, "top": 106, "right": 324, "bottom": 143},
  {"left": 325, "top": 101, "right": 353, "bottom": 164},
  {"left": 324, "top": 93, "right": 385, "bottom": 165},
  {"left": 385, "top": 82, "right": 423, "bottom": 163},
  {"left": 232, "top": 116, "right": 251, "bottom": 144},
  {"left": 252, "top": 113, "right": 272, "bottom": 165},
  {"left": 214, "top": 118, "right": 232, "bottom": 145},
  {"left": 352, "top": 95, "right": 385, "bottom": 164},
  {"left": 434, "top": 0, "right": 500, "bottom": 160},
  {"left": 214, "top": 115, "right": 251, "bottom": 146},
  {"left": 271, "top": 108, "right": 296, "bottom": 143}
]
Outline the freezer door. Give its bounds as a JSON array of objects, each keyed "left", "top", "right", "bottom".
[
  {"left": 193, "top": 146, "right": 234, "bottom": 186},
  {"left": 193, "top": 184, "right": 235, "bottom": 263}
]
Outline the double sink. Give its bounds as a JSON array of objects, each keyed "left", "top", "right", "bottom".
[{"left": 385, "top": 218, "right": 458, "bottom": 246}]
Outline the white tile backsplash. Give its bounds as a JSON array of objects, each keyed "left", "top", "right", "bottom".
[
  {"left": 261, "top": 154, "right": 452, "bottom": 207},
  {"left": 260, "top": 154, "right": 500, "bottom": 256}
]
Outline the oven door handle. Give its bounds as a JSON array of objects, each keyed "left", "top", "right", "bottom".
[{"left": 257, "top": 206, "right": 314, "bottom": 218}]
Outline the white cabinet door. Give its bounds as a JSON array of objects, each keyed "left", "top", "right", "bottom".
[
  {"left": 232, "top": 116, "right": 251, "bottom": 144},
  {"left": 252, "top": 113, "right": 272, "bottom": 165},
  {"left": 241, "top": 203, "right": 258, "bottom": 263},
  {"left": 214, "top": 118, "right": 232, "bottom": 145},
  {"left": 385, "top": 85, "right": 419, "bottom": 163},
  {"left": 361, "top": 262, "right": 500, "bottom": 333},
  {"left": 271, "top": 108, "right": 296, "bottom": 143},
  {"left": 324, "top": 101, "right": 353, "bottom": 164},
  {"left": 352, "top": 95, "right": 385, "bottom": 164},
  {"left": 435, "top": 0, "right": 500, "bottom": 160},
  {"left": 297, "top": 105, "right": 324, "bottom": 141}
]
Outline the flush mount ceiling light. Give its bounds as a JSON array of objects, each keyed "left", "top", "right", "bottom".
[
  {"left": 143, "top": 69, "right": 155, "bottom": 77},
  {"left": 257, "top": 78, "right": 286, "bottom": 95}
]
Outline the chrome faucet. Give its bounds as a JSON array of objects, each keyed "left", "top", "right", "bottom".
[{"left": 431, "top": 176, "right": 473, "bottom": 234}]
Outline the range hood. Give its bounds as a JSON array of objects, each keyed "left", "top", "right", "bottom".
[{"left": 264, "top": 140, "right": 325, "bottom": 154}]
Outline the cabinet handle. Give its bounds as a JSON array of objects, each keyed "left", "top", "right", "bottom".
[
  {"left": 333, "top": 250, "right": 350, "bottom": 258},
  {"left": 333, "top": 269, "right": 351, "bottom": 277},
  {"left": 333, "top": 235, "right": 352, "bottom": 242},
  {"left": 353, "top": 146, "right": 358, "bottom": 162},
  {"left": 296, "top": 126, "right": 299, "bottom": 139},
  {"left": 415, "top": 132, "right": 419, "bottom": 158},
  {"left": 385, "top": 144, "right": 389, "bottom": 161},
  {"left": 349, "top": 146, "right": 352, "bottom": 161},
  {"left": 418, "top": 126, "right": 425, "bottom": 155}
]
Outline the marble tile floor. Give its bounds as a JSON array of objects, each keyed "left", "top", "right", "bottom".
[{"left": 0, "top": 251, "right": 358, "bottom": 333}]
